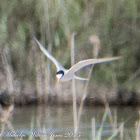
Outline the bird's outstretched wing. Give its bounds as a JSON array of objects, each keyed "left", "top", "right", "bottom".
[
  {"left": 33, "top": 36, "right": 64, "bottom": 71},
  {"left": 74, "top": 75, "right": 88, "bottom": 81},
  {"left": 68, "top": 57, "right": 121, "bottom": 75}
]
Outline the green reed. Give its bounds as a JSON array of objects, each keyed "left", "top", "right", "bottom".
[{"left": 0, "top": 0, "right": 139, "bottom": 104}]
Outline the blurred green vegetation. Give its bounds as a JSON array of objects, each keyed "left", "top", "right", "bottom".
[{"left": 0, "top": 0, "right": 140, "bottom": 103}]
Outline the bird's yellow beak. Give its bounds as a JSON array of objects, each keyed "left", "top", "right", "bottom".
[{"left": 57, "top": 78, "right": 60, "bottom": 83}]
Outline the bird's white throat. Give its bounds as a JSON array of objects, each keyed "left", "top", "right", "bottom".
[{"left": 56, "top": 73, "right": 63, "bottom": 79}]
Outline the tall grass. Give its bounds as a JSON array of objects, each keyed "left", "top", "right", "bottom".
[
  {"left": 78, "top": 35, "right": 100, "bottom": 125},
  {"left": 91, "top": 117, "right": 96, "bottom": 140},
  {"left": 1, "top": 49, "right": 14, "bottom": 96},
  {"left": 0, "top": 0, "right": 139, "bottom": 104},
  {"left": 71, "top": 33, "right": 78, "bottom": 138},
  {"left": 0, "top": 105, "right": 15, "bottom": 140}
]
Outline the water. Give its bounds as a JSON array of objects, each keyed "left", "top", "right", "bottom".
[{"left": 0, "top": 105, "right": 139, "bottom": 140}]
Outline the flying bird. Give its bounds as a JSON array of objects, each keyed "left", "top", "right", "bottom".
[{"left": 33, "top": 36, "right": 121, "bottom": 82}]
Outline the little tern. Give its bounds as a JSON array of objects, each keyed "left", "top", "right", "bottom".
[{"left": 33, "top": 36, "right": 121, "bottom": 82}]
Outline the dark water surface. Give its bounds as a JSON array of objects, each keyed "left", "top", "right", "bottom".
[{"left": 0, "top": 105, "right": 139, "bottom": 140}]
